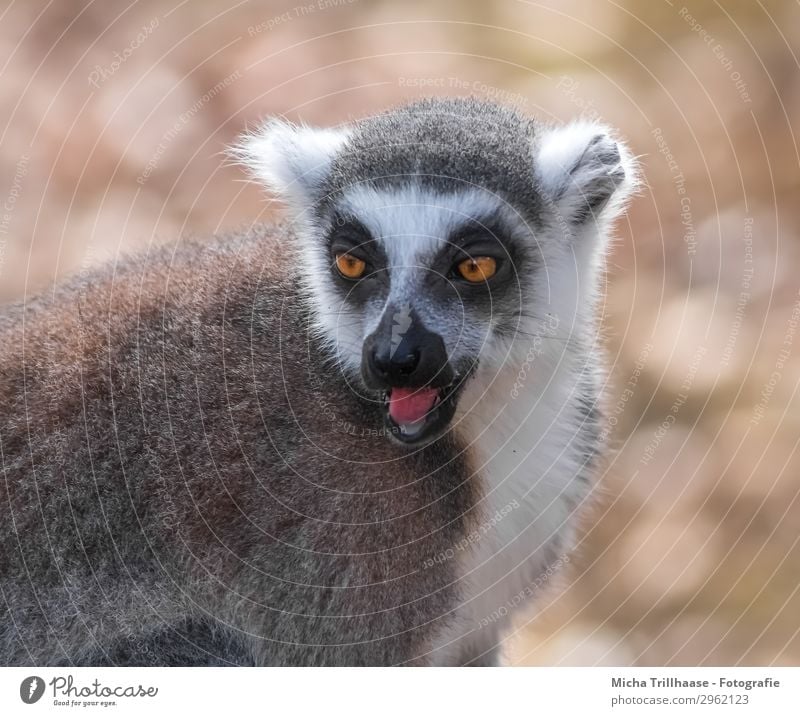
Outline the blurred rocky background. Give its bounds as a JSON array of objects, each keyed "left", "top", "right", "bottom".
[{"left": 0, "top": 0, "right": 798, "bottom": 665}]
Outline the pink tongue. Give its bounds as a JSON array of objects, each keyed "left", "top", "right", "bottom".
[{"left": 388, "top": 387, "right": 438, "bottom": 424}]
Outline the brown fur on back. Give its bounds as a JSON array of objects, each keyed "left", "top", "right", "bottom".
[{"left": 0, "top": 227, "right": 477, "bottom": 666}]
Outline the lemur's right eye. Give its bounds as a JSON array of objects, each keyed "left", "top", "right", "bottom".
[{"left": 335, "top": 253, "right": 367, "bottom": 280}]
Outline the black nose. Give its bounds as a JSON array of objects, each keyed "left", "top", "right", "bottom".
[
  {"left": 362, "top": 307, "right": 453, "bottom": 388},
  {"left": 370, "top": 347, "right": 420, "bottom": 383}
]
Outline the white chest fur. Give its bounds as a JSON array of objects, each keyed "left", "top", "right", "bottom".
[{"left": 429, "top": 342, "right": 594, "bottom": 665}]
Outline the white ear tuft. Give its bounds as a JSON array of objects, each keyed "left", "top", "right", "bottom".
[
  {"left": 230, "top": 119, "right": 351, "bottom": 206},
  {"left": 534, "top": 121, "right": 637, "bottom": 226}
]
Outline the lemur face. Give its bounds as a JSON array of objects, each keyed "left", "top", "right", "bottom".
[
  {"left": 314, "top": 184, "right": 536, "bottom": 443},
  {"left": 234, "top": 98, "right": 634, "bottom": 446}
]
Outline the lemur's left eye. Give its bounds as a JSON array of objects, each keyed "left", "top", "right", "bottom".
[
  {"left": 335, "top": 253, "right": 367, "bottom": 280},
  {"left": 455, "top": 256, "right": 497, "bottom": 283}
]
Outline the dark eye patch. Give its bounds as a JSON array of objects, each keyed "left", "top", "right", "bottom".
[
  {"left": 326, "top": 213, "right": 389, "bottom": 297},
  {"left": 328, "top": 213, "right": 372, "bottom": 253},
  {"left": 422, "top": 218, "right": 534, "bottom": 333},
  {"left": 431, "top": 216, "right": 521, "bottom": 282},
  {"left": 327, "top": 213, "right": 387, "bottom": 264}
]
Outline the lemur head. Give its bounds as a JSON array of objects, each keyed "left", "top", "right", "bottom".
[{"left": 234, "top": 98, "right": 636, "bottom": 446}]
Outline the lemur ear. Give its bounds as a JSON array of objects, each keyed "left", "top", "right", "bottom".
[
  {"left": 231, "top": 119, "right": 351, "bottom": 207},
  {"left": 533, "top": 121, "right": 636, "bottom": 227}
]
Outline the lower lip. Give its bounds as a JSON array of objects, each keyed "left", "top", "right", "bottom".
[{"left": 395, "top": 418, "right": 427, "bottom": 439}]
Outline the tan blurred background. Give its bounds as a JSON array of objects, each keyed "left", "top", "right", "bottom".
[{"left": 1, "top": 0, "right": 798, "bottom": 665}]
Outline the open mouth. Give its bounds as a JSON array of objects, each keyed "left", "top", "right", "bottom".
[{"left": 381, "top": 382, "right": 462, "bottom": 445}]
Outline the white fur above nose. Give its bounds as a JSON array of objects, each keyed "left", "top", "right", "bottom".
[{"left": 338, "top": 184, "right": 506, "bottom": 269}]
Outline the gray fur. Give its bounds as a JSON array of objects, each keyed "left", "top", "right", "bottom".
[
  {"left": 320, "top": 98, "right": 545, "bottom": 221},
  {"left": 0, "top": 233, "right": 475, "bottom": 666}
]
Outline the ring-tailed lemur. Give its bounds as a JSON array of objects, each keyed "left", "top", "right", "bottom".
[{"left": 0, "top": 98, "right": 635, "bottom": 666}]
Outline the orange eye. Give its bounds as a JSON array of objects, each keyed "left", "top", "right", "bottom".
[
  {"left": 335, "top": 253, "right": 367, "bottom": 279},
  {"left": 456, "top": 256, "right": 497, "bottom": 283}
]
